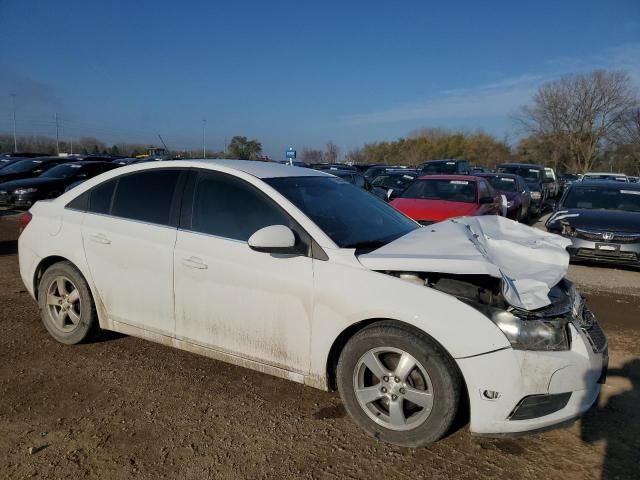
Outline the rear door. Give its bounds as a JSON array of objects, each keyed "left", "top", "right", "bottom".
[{"left": 81, "top": 168, "right": 186, "bottom": 335}]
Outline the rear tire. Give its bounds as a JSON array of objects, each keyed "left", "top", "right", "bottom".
[
  {"left": 336, "top": 321, "right": 462, "bottom": 447},
  {"left": 38, "top": 261, "right": 99, "bottom": 344}
]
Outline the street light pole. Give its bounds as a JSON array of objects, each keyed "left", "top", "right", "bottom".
[
  {"left": 10, "top": 93, "right": 17, "bottom": 152},
  {"left": 202, "top": 119, "right": 206, "bottom": 159},
  {"left": 55, "top": 112, "right": 60, "bottom": 155}
]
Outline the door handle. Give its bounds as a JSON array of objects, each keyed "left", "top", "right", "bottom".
[
  {"left": 181, "top": 256, "right": 208, "bottom": 269},
  {"left": 88, "top": 233, "right": 111, "bottom": 245}
]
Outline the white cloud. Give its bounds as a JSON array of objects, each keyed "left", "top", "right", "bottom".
[{"left": 342, "top": 42, "right": 640, "bottom": 127}]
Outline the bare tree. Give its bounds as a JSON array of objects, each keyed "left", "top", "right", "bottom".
[
  {"left": 516, "top": 70, "right": 637, "bottom": 173},
  {"left": 324, "top": 141, "right": 340, "bottom": 164},
  {"left": 300, "top": 148, "right": 323, "bottom": 164}
]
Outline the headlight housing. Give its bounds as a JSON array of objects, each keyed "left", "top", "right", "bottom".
[
  {"left": 472, "top": 304, "right": 571, "bottom": 351},
  {"left": 13, "top": 187, "right": 38, "bottom": 195},
  {"left": 530, "top": 191, "right": 542, "bottom": 200},
  {"left": 560, "top": 221, "right": 577, "bottom": 237}
]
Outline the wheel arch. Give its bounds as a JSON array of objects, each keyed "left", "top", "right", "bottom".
[{"left": 325, "top": 318, "right": 468, "bottom": 396}]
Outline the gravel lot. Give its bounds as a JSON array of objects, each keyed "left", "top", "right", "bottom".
[{"left": 1, "top": 211, "right": 638, "bottom": 480}]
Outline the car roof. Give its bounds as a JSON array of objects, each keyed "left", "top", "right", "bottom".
[
  {"left": 475, "top": 172, "right": 520, "bottom": 179},
  {"left": 103, "top": 159, "right": 330, "bottom": 179},
  {"left": 416, "top": 174, "right": 479, "bottom": 181},
  {"left": 421, "top": 159, "right": 466, "bottom": 164},
  {"left": 582, "top": 172, "right": 627, "bottom": 176},
  {"left": 497, "top": 163, "right": 544, "bottom": 168},
  {"left": 574, "top": 180, "right": 640, "bottom": 189}
]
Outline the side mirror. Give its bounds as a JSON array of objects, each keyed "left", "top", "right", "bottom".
[
  {"left": 386, "top": 188, "right": 396, "bottom": 201},
  {"left": 248, "top": 225, "right": 297, "bottom": 254},
  {"left": 479, "top": 196, "right": 494, "bottom": 205}
]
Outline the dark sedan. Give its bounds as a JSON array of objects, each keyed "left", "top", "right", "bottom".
[
  {"left": 0, "top": 157, "right": 68, "bottom": 185},
  {"left": 369, "top": 171, "right": 418, "bottom": 201},
  {"left": 546, "top": 181, "right": 640, "bottom": 267},
  {"left": 476, "top": 173, "right": 531, "bottom": 221},
  {"left": 496, "top": 163, "right": 553, "bottom": 216},
  {"left": 0, "top": 161, "right": 118, "bottom": 209},
  {"left": 323, "top": 168, "right": 370, "bottom": 190}
]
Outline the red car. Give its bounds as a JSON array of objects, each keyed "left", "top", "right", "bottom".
[{"left": 390, "top": 175, "right": 502, "bottom": 225}]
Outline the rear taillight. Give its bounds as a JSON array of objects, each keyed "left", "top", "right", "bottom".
[{"left": 18, "top": 211, "right": 32, "bottom": 236}]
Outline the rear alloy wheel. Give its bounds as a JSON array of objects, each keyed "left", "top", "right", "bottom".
[
  {"left": 337, "top": 322, "right": 462, "bottom": 447},
  {"left": 38, "top": 262, "right": 99, "bottom": 344}
]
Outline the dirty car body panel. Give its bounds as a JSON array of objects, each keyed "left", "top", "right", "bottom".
[{"left": 18, "top": 160, "right": 607, "bottom": 439}]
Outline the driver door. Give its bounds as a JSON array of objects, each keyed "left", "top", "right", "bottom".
[{"left": 173, "top": 170, "right": 314, "bottom": 373}]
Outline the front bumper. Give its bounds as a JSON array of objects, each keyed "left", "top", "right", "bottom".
[
  {"left": 457, "top": 305, "right": 607, "bottom": 435},
  {"left": 565, "top": 237, "right": 640, "bottom": 266}
]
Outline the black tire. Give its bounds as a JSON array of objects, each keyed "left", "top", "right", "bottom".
[
  {"left": 37, "top": 261, "right": 99, "bottom": 344},
  {"left": 336, "top": 321, "right": 462, "bottom": 447}
]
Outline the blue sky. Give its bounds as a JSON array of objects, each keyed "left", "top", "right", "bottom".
[{"left": 1, "top": 0, "right": 639, "bottom": 158}]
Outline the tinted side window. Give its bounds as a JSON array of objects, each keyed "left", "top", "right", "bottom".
[
  {"left": 88, "top": 179, "right": 117, "bottom": 214},
  {"left": 190, "top": 172, "right": 290, "bottom": 241},
  {"left": 111, "top": 170, "right": 180, "bottom": 225},
  {"left": 478, "top": 180, "right": 490, "bottom": 198}
]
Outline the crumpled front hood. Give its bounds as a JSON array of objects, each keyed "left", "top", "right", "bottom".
[{"left": 358, "top": 216, "right": 572, "bottom": 311}]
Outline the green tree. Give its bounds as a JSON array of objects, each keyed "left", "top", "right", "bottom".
[
  {"left": 110, "top": 145, "right": 121, "bottom": 156},
  {"left": 227, "top": 136, "right": 262, "bottom": 160}
]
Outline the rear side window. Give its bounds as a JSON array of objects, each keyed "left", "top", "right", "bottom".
[
  {"left": 111, "top": 170, "right": 180, "bottom": 225},
  {"left": 189, "top": 172, "right": 290, "bottom": 241},
  {"left": 89, "top": 179, "right": 117, "bottom": 214}
]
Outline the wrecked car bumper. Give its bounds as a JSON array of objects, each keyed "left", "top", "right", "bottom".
[{"left": 457, "top": 320, "right": 607, "bottom": 435}]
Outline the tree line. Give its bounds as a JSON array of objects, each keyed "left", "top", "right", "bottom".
[{"left": 3, "top": 70, "right": 638, "bottom": 174}]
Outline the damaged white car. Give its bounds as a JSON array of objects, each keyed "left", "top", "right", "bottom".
[{"left": 18, "top": 160, "right": 608, "bottom": 447}]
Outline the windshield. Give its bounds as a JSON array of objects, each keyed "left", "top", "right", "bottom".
[
  {"left": 401, "top": 178, "right": 477, "bottom": 203},
  {"left": 0, "top": 159, "right": 44, "bottom": 174},
  {"left": 497, "top": 166, "right": 542, "bottom": 182},
  {"left": 371, "top": 174, "right": 416, "bottom": 189},
  {"left": 563, "top": 187, "right": 640, "bottom": 213},
  {"left": 40, "top": 163, "right": 83, "bottom": 179},
  {"left": 484, "top": 176, "right": 518, "bottom": 192},
  {"left": 265, "top": 176, "right": 417, "bottom": 249},
  {"left": 420, "top": 161, "right": 457, "bottom": 174}
]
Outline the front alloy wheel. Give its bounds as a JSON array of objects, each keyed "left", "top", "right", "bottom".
[
  {"left": 354, "top": 347, "right": 434, "bottom": 431},
  {"left": 337, "top": 322, "right": 462, "bottom": 447}
]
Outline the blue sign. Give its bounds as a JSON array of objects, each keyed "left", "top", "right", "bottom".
[{"left": 286, "top": 147, "right": 296, "bottom": 159}]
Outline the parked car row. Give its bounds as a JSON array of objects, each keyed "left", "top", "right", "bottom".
[{"left": 0, "top": 154, "right": 129, "bottom": 209}]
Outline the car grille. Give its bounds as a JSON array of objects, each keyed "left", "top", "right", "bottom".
[
  {"left": 573, "top": 305, "right": 607, "bottom": 353},
  {"left": 575, "top": 248, "right": 638, "bottom": 262},
  {"left": 575, "top": 228, "right": 640, "bottom": 244}
]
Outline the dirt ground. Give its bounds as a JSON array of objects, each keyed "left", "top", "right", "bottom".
[{"left": 1, "top": 211, "right": 639, "bottom": 480}]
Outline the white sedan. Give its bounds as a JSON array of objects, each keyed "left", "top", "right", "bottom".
[{"left": 17, "top": 160, "right": 608, "bottom": 447}]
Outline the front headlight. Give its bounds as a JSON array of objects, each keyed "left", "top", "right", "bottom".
[
  {"left": 13, "top": 187, "right": 38, "bottom": 195},
  {"left": 471, "top": 304, "right": 570, "bottom": 351},
  {"left": 530, "top": 191, "right": 542, "bottom": 200}
]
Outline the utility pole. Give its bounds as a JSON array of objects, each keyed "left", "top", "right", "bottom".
[
  {"left": 10, "top": 93, "right": 17, "bottom": 152},
  {"left": 70, "top": 137, "right": 73, "bottom": 155},
  {"left": 202, "top": 119, "right": 206, "bottom": 159},
  {"left": 55, "top": 112, "right": 60, "bottom": 155}
]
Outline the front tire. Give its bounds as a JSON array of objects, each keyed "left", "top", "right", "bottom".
[
  {"left": 38, "top": 261, "right": 99, "bottom": 344},
  {"left": 336, "top": 322, "right": 462, "bottom": 447}
]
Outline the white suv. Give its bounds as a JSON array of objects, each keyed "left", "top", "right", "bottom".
[{"left": 18, "top": 160, "right": 607, "bottom": 447}]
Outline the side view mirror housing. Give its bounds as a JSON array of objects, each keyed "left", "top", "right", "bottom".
[
  {"left": 248, "top": 225, "right": 297, "bottom": 254},
  {"left": 386, "top": 188, "right": 396, "bottom": 201},
  {"left": 479, "top": 196, "right": 494, "bottom": 205}
]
